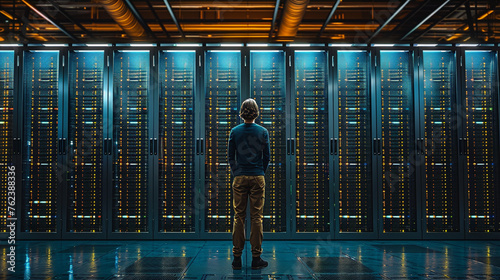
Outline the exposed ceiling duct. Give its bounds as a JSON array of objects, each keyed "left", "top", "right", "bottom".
[
  {"left": 100, "top": 0, "right": 145, "bottom": 38},
  {"left": 277, "top": 0, "right": 310, "bottom": 40}
]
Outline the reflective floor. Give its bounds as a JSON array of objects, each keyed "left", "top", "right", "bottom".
[{"left": 2, "top": 240, "right": 500, "bottom": 279}]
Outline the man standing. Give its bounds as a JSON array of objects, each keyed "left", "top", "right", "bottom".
[{"left": 228, "top": 98, "right": 270, "bottom": 270}]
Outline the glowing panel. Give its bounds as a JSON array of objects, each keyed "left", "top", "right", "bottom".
[
  {"left": 465, "top": 50, "right": 500, "bottom": 232},
  {"left": 250, "top": 50, "right": 287, "bottom": 233},
  {"left": 159, "top": 51, "right": 196, "bottom": 232},
  {"left": 0, "top": 51, "right": 14, "bottom": 233},
  {"left": 379, "top": 50, "right": 417, "bottom": 233},
  {"left": 294, "top": 51, "right": 329, "bottom": 232},
  {"left": 112, "top": 51, "right": 149, "bottom": 233},
  {"left": 204, "top": 51, "right": 241, "bottom": 232},
  {"left": 67, "top": 51, "right": 104, "bottom": 233},
  {"left": 422, "top": 50, "right": 460, "bottom": 232},
  {"left": 337, "top": 51, "right": 373, "bottom": 232},
  {"left": 22, "top": 51, "right": 59, "bottom": 232}
]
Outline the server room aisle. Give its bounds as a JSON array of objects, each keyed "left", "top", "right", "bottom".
[{"left": 2, "top": 240, "right": 500, "bottom": 279}]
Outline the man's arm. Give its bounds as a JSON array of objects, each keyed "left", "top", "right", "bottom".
[
  {"left": 228, "top": 129, "right": 236, "bottom": 173},
  {"left": 262, "top": 129, "right": 270, "bottom": 173}
]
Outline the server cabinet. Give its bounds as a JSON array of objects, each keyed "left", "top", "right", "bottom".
[
  {"left": 250, "top": 50, "right": 289, "bottom": 237},
  {"left": 0, "top": 51, "right": 16, "bottom": 237},
  {"left": 21, "top": 50, "right": 63, "bottom": 238},
  {"left": 461, "top": 50, "right": 500, "bottom": 236},
  {"left": 375, "top": 50, "right": 419, "bottom": 238},
  {"left": 292, "top": 50, "right": 331, "bottom": 236},
  {"left": 417, "top": 50, "right": 462, "bottom": 237},
  {"left": 202, "top": 50, "right": 241, "bottom": 237},
  {"left": 334, "top": 50, "right": 376, "bottom": 238},
  {"left": 156, "top": 50, "right": 198, "bottom": 237},
  {"left": 63, "top": 50, "right": 107, "bottom": 238},
  {"left": 109, "top": 50, "right": 153, "bottom": 238}
]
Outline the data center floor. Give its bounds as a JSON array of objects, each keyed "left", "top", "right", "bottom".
[{"left": 2, "top": 240, "right": 500, "bottom": 279}]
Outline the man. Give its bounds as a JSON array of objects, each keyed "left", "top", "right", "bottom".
[{"left": 228, "top": 98, "right": 270, "bottom": 270}]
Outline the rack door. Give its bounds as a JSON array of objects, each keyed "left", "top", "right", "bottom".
[
  {"left": 463, "top": 50, "right": 500, "bottom": 235},
  {"left": 0, "top": 51, "right": 15, "bottom": 237},
  {"left": 420, "top": 50, "right": 461, "bottom": 236},
  {"left": 292, "top": 50, "right": 331, "bottom": 235},
  {"left": 157, "top": 50, "right": 197, "bottom": 236},
  {"left": 21, "top": 50, "right": 62, "bottom": 237},
  {"left": 110, "top": 50, "right": 152, "bottom": 237},
  {"left": 335, "top": 50, "right": 375, "bottom": 237},
  {"left": 377, "top": 50, "right": 418, "bottom": 237},
  {"left": 65, "top": 50, "right": 106, "bottom": 237},
  {"left": 203, "top": 50, "right": 241, "bottom": 235},
  {"left": 250, "top": 50, "right": 288, "bottom": 236}
]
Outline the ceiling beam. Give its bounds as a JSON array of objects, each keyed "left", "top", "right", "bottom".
[
  {"left": 401, "top": 0, "right": 451, "bottom": 41},
  {"left": 46, "top": 0, "right": 92, "bottom": 38},
  {"left": 368, "top": 0, "right": 411, "bottom": 42},
  {"left": 21, "top": 0, "right": 77, "bottom": 41},
  {"left": 413, "top": 0, "right": 469, "bottom": 41},
  {"left": 269, "top": 0, "right": 281, "bottom": 38},
  {"left": 317, "top": 0, "right": 341, "bottom": 37},
  {"left": 145, "top": 0, "right": 169, "bottom": 38},
  {"left": 162, "top": 0, "right": 184, "bottom": 37},
  {"left": 391, "top": 0, "right": 433, "bottom": 32},
  {"left": 464, "top": 1, "right": 476, "bottom": 39},
  {"left": 123, "top": 0, "right": 156, "bottom": 38}
]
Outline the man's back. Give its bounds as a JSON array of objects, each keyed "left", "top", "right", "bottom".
[{"left": 228, "top": 123, "right": 270, "bottom": 177}]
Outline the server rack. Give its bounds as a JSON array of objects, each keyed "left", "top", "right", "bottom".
[
  {"left": 416, "top": 48, "right": 463, "bottom": 238},
  {"left": 201, "top": 48, "right": 243, "bottom": 239},
  {"left": 108, "top": 49, "right": 154, "bottom": 239},
  {"left": 250, "top": 49, "right": 290, "bottom": 239},
  {"left": 459, "top": 48, "right": 500, "bottom": 238},
  {"left": 20, "top": 49, "right": 65, "bottom": 239},
  {"left": 0, "top": 50, "right": 16, "bottom": 239},
  {"left": 62, "top": 49, "right": 108, "bottom": 239},
  {"left": 374, "top": 49, "right": 420, "bottom": 239},
  {"left": 155, "top": 48, "right": 201, "bottom": 238},
  {"left": 291, "top": 49, "right": 333, "bottom": 238},
  {"left": 332, "top": 49, "right": 377, "bottom": 239}
]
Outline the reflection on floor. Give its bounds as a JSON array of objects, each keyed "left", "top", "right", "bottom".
[{"left": 2, "top": 240, "right": 500, "bottom": 279}]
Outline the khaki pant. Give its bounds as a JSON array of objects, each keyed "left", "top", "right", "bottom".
[{"left": 232, "top": 175, "right": 265, "bottom": 257}]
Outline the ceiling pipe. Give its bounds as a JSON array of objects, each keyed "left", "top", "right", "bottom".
[
  {"left": 277, "top": 0, "right": 310, "bottom": 40},
  {"left": 99, "top": 0, "right": 145, "bottom": 38}
]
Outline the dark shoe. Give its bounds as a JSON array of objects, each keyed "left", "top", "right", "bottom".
[
  {"left": 232, "top": 256, "right": 242, "bottom": 270},
  {"left": 251, "top": 256, "right": 268, "bottom": 269}
]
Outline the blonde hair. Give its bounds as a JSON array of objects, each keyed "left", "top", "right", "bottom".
[{"left": 239, "top": 98, "right": 259, "bottom": 121}]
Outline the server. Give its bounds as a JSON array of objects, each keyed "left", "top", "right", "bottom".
[
  {"left": 0, "top": 51, "right": 15, "bottom": 234},
  {"left": 250, "top": 50, "right": 287, "bottom": 233},
  {"left": 419, "top": 50, "right": 461, "bottom": 234},
  {"left": 293, "top": 50, "right": 330, "bottom": 233},
  {"left": 377, "top": 50, "right": 417, "bottom": 234},
  {"left": 158, "top": 50, "right": 197, "bottom": 233},
  {"left": 336, "top": 50, "right": 373, "bottom": 234},
  {"left": 66, "top": 50, "right": 105, "bottom": 234},
  {"left": 111, "top": 50, "right": 150, "bottom": 234},
  {"left": 204, "top": 50, "right": 241, "bottom": 233},
  {"left": 22, "top": 50, "right": 62, "bottom": 234},
  {"left": 463, "top": 50, "right": 500, "bottom": 234},
  {"left": 5, "top": 45, "right": 500, "bottom": 240}
]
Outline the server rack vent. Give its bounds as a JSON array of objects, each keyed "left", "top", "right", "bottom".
[
  {"left": 22, "top": 51, "right": 59, "bottom": 233},
  {"left": 67, "top": 51, "right": 105, "bottom": 233},
  {"left": 379, "top": 51, "right": 417, "bottom": 233},
  {"left": 251, "top": 50, "right": 287, "bottom": 233},
  {"left": 204, "top": 51, "right": 240, "bottom": 232},
  {"left": 112, "top": 51, "right": 149, "bottom": 233},
  {"left": 159, "top": 51, "right": 196, "bottom": 232},
  {"left": 337, "top": 51, "right": 373, "bottom": 233},
  {"left": 294, "top": 51, "right": 329, "bottom": 233}
]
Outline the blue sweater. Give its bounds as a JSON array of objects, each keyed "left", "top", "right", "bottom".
[{"left": 228, "top": 123, "right": 270, "bottom": 176}]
